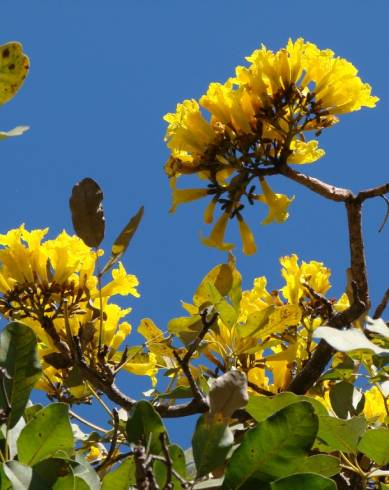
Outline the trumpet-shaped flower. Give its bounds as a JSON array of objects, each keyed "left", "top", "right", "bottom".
[
  {"left": 237, "top": 217, "right": 257, "bottom": 255},
  {"left": 280, "top": 254, "right": 331, "bottom": 304},
  {"left": 164, "top": 99, "right": 217, "bottom": 154},
  {"left": 201, "top": 212, "right": 235, "bottom": 251},
  {"left": 257, "top": 179, "right": 294, "bottom": 224}
]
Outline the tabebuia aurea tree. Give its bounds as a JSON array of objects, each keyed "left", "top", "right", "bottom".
[{"left": 0, "top": 39, "right": 388, "bottom": 489}]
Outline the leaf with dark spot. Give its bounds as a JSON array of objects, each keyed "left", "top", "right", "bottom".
[{"left": 69, "top": 178, "right": 105, "bottom": 248}]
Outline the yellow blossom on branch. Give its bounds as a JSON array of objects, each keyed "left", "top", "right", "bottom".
[
  {"left": 163, "top": 38, "right": 377, "bottom": 254},
  {"left": 256, "top": 178, "right": 295, "bottom": 224}
]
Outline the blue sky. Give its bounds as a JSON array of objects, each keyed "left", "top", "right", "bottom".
[{"left": 1, "top": 0, "right": 388, "bottom": 446}]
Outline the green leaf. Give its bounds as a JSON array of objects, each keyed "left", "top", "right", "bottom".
[
  {"left": 3, "top": 461, "right": 53, "bottom": 489},
  {"left": 154, "top": 444, "right": 187, "bottom": 489},
  {"left": 237, "top": 306, "right": 275, "bottom": 338},
  {"left": 100, "top": 206, "right": 144, "bottom": 276},
  {"left": 17, "top": 403, "right": 74, "bottom": 465},
  {"left": 246, "top": 392, "right": 327, "bottom": 423},
  {"left": 358, "top": 428, "right": 389, "bottom": 466},
  {"left": 206, "top": 283, "right": 237, "bottom": 328},
  {"left": 227, "top": 253, "right": 242, "bottom": 310},
  {"left": 69, "top": 177, "right": 105, "bottom": 248},
  {"left": 270, "top": 473, "right": 336, "bottom": 490},
  {"left": 314, "top": 326, "right": 389, "bottom": 355},
  {"left": 223, "top": 402, "right": 318, "bottom": 488},
  {"left": 294, "top": 455, "right": 340, "bottom": 477},
  {"left": 24, "top": 404, "right": 44, "bottom": 423},
  {"left": 126, "top": 401, "right": 166, "bottom": 455},
  {"left": 0, "top": 322, "right": 41, "bottom": 429},
  {"left": 320, "top": 356, "right": 355, "bottom": 381},
  {"left": 32, "top": 459, "right": 75, "bottom": 488},
  {"left": 193, "top": 264, "right": 233, "bottom": 307},
  {"left": 5, "top": 416, "right": 25, "bottom": 459},
  {"left": 53, "top": 474, "right": 90, "bottom": 490},
  {"left": 192, "top": 414, "right": 234, "bottom": 478},
  {"left": 329, "top": 381, "right": 364, "bottom": 419},
  {"left": 0, "top": 464, "right": 12, "bottom": 490},
  {"left": 101, "top": 457, "right": 136, "bottom": 489},
  {"left": 315, "top": 416, "right": 366, "bottom": 453},
  {"left": 73, "top": 455, "right": 101, "bottom": 490},
  {"left": 168, "top": 315, "right": 203, "bottom": 345},
  {"left": 3, "top": 462, "right": 32, "bottom": 490},
  {"left": 157, "top": 385, "right": 193, "bottom": 399}
]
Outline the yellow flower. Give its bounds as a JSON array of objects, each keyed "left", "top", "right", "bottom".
[
  {"left": 169, "top": 177, "right": 210, "bottom": 213},
  {"left": 164, "top": 99, "right": 217, "bottom": 154},
  {"left": 239, "top": 276, "right": 278, "bottom": 322},
  {"left": 99, "top": 262, "right": 139, "bottom": 298},
  {"left": 256, "top": 178, "right": 294, "bottom": 224},
  {"left": 0, "top": 225, "right": 146, "bottom": 399},
  {"left": 280, "top": 254, "right": 331, "bottom": 304},
  {"left": 124, "top": 352, "right": 158, "bottom": 386},
  {"left": 236, "top": 38, "right": 378, "bottom": 118},
  {"left": 203, "top": 198, "right": 218, "bottom": 224},
  {"left": 237, "top": 217, "right": 257, "bottom": 255},
  {"left": 287, "top": 140, "right": 325, "bottom": 165},
  {"left": 363, "top": 386, "right": 387, "bottom": 423},
  {"left": 201, "top": 212, "right": 235, "bottom": 251},
  {"left": 200, "top": 81, "right": 256, "bottom": 134}
]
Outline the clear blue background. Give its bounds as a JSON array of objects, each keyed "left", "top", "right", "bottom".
[{"left": 1, "top": 0, "right": 388, "bottom": 447}]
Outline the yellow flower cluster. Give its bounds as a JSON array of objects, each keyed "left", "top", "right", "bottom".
[
  {"left": 0, "top": 225, "right": 157, "bottom": 399},
  {"left": 168, "top": 255, "right": 349, "bottom": 395},
  {"left": 163, "top": 39, "right": 378, "bottom": 255}
]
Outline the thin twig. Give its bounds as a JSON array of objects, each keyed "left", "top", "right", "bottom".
[
  {"left": 69, "top": 409, "right": 108, "bottom": 434},
  {"left": 373, "top": 288, "right": 389, "bottom": 319},
  {"left": 87, "top": 382, "right": 113, "bottom": 418},
  {"left": 378, "top": 195, "right": 389, "bottom": 233},
  {"left": 159, "top": 432, "right": 173, "bottom": 489},
  {"left": 152, "top": 454, "right": 191, "bottom": 489},
  {"left": 95, "top": 408, "right": 120, "bottom": 471},
  {"left": 288, "top": 282, "right": 365, "bottom": 395},
  {"left": 173, "top": 310, "right": 217, "bottom": 406},
  {"left": 247, "top": 381, "right": 274, "bottom": 397}
]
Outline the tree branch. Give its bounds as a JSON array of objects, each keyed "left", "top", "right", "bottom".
[
  {"left": 278, "top": 164, "right": 352, "bottom": 202},
  {"left": 288, "top": 285, "right": 366, "bottom": 394},
  {"left": 373, "top": 288, "right": 389, "bottom": 319},
  {"left": 357, "top": 182, "right": 389, "bottom": 202}
]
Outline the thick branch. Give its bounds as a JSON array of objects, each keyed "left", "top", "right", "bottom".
[
  {"left": 288, "top": 291, "right": 366, "bottom": 394},
  {"left": 278, "top": 164, "right": 352, "bottom": 202},
  {"left": 345, "top": 199, "right": 370, "bottom": 307},
  {"left": 357, "top": 182, "right": 389, "bottom": 202}
]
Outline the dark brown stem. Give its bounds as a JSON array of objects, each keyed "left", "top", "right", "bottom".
[
  {"left": 357, "top": 182, "right": 389, "bottom": 201},
  {"left": 172, "top": 310, "right": 217, "bottom": 405},
  {"left": 134, "top": 445, "right": 152, "bottom": 490},
  {"left": 278, "top": 164, "right": 352, "bottom": 202},
  {"left": 345, "top": 199, "right": 370, "bottom": 308},
  {"left": 288, "top": 283, "right": 366, "bottom": 394},
  {"left": 373, "top": 288, "right": 389, "bottom": 319}
]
